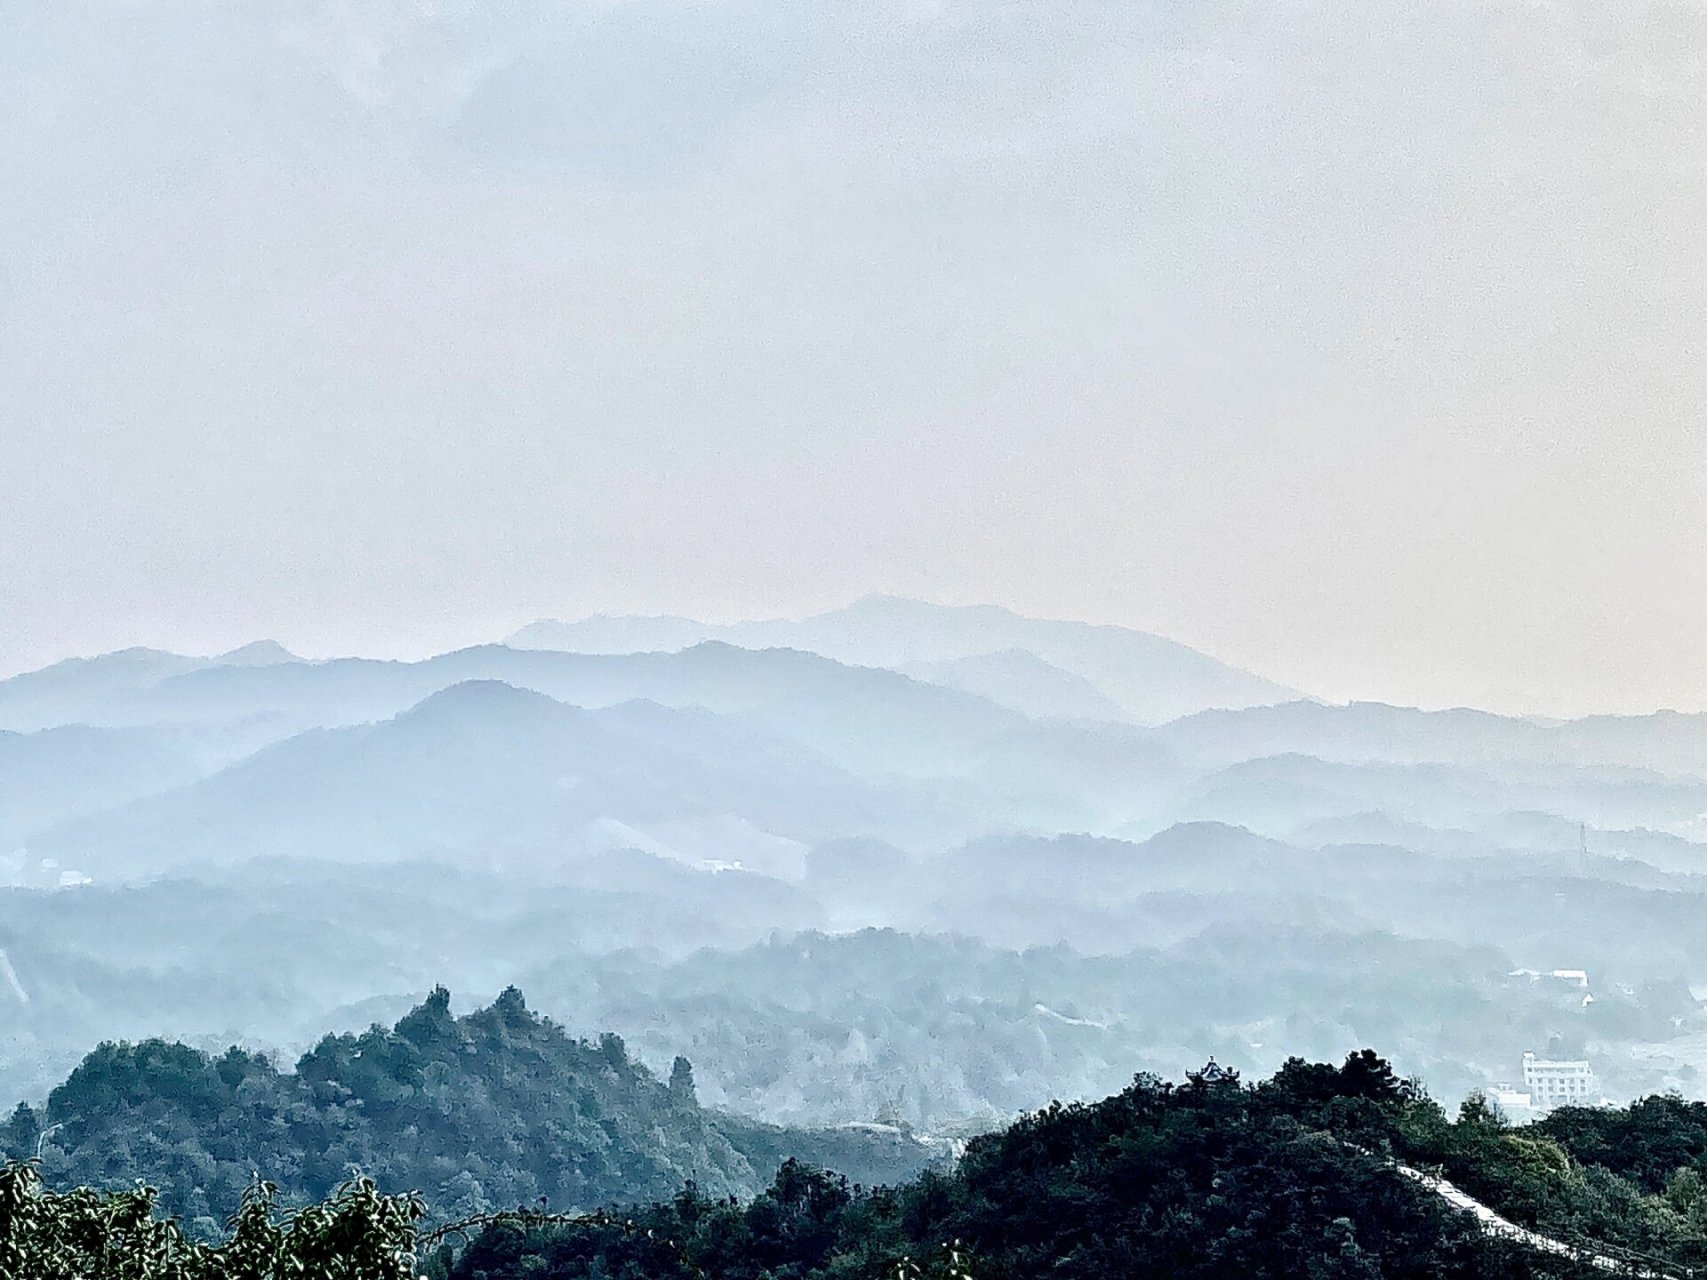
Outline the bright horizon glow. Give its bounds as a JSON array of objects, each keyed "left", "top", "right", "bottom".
[{"left": 5, "top": 2, "right": 1705, "bottom": 719}]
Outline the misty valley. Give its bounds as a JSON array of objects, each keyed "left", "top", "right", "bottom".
[{"left": 7, "top": 600, "right": 1707, "bottom": 1275}]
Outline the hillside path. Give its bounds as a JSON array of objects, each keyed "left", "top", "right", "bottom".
[{"left": 1391, "top": 1160, "right": 1684, "bottom": 1277}]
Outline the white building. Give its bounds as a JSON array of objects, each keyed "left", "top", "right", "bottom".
[
  {"left": 1507, "top": 967, "right": 1590, "bottom": 990},
  {"left": 1522, "top": 1052, "right": 1600, "bottom": 1110},
  {"left": 1492, "top": 1088, "right": 1537, "bottom": 1122}
]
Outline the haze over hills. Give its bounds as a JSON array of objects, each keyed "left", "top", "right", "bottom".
[
  {"left": 0, "top": 642, "right": 301, "bottom": 733},
  {"left": 6, "top": 601, "right": 1707, "bottom": 1172},
  {"left": 1158, "top": 699, "right": 1707, "bottom": 776},
  {"left": 1165, "top": 753, "right": 1707, "bottom": 846},
  {"left": 900, "top": 649, "right": 1131, "bottom": 723},
  {"left": 30, "top": 680, "right": 964, "bottom": 879},
  {"left": 2, "top": 639, "right": 1193, "bottom": 870},
  {"left": 508, "top": 595, "right": 1302, "bottom": 724},
  {"left": 0, "top": 725, "right": 220, "bottom": 847},
  {"left": 8, "top": 638, "right": 1020, "bottom": 740},
  {"left": 17, "top": 0, "right": 1707, "bottom": 1267}
]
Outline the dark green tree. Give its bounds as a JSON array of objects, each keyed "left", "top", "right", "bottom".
[
  {"left": 0, "top": 1162, "right": 423, "bottom": 1279},
  {"left": 669, "top": 1056, "right": 697, "bottom": 1105}
]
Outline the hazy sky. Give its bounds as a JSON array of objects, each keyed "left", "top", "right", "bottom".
[{"left": 3, "top": 0, "right": 1705, "bottom": 716}]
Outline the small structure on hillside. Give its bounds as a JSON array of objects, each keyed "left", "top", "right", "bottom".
[
  {"left": 1191, "top": 1058, "right": 1240, "bottom": 1088},
  {"left": 1507, "top": 967, "right": 1590, "bottom": 989}
]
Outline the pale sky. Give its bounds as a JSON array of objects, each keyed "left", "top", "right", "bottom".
[{"left": 3, "top": 1, "right": 1706, "bottom": 716}]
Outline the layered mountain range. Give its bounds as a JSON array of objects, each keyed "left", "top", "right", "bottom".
[{"left": 4, "top": 598, "right": 1706, "bottom": 1130}]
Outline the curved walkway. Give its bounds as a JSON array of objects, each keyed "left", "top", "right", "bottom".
[{"left": 1391, "top": 1160, "right": 1688, "bottom": 1278}]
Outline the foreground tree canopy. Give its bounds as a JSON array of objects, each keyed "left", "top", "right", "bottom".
[
  {"left": 441, "top": 1055, "right": 1604, "bottom": 1280},
  {"left": 13, "top": 1048, "right": 1707, "bottom": 1279},
  {"left": 0, "top": 1163, "right": 422, "bottom": 1279}
]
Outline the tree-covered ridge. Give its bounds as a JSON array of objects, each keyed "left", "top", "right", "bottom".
[
  {"left": 445, "top": 1053, "right": 1707, "bottom": 1280},
  {"left": 15, "top": 1050, "right": 1707, "bottom": 1279},
  {"left": 1533, "top": 1094, "right": 1707, "bottom": 1195},
  {"left": 1, "top": 987, "right": 931, "bottom": 1236}
]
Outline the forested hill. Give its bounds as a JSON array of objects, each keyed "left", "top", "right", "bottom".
[
  {"left": 0, "top": 987, "right": 932, "bottom": 1236},
  {"left": 444, "top": 1053, "right": 1707, "bottom": 1280},
  {"left": 15, "top": 1048, "right": 1707, "bottom": 1278}
]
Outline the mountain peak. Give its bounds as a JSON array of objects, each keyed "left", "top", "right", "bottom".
[
  {"left": 398, "top": 679, "right": 566, "bottom": 724},
  {"left": 216, "top": 640, "right": 297, "bottom": 667}
]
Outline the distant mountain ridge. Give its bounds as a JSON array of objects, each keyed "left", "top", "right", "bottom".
[
  {"left": 4, "top": 641, "right": 1191, "bottom": 886},
  {"left": 901, "top": 649, "right": 1131, "bottom": 722},
  {"left": 28, "top": 679, "right": 960, "bottom": 880},
  {"left": 1160, "top": 698, "right": 1707, "bottom": 776},
  {"left": 0, "top": 641, "right": 299, "bottom": 731},
  {"left": 507, "top": 596, "right": 1301, "bottom": 724}
]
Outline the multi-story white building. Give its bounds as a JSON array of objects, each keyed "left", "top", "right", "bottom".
[{"left": 1521, "top": 1052, "right": 1600, "bottom": 1110}]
